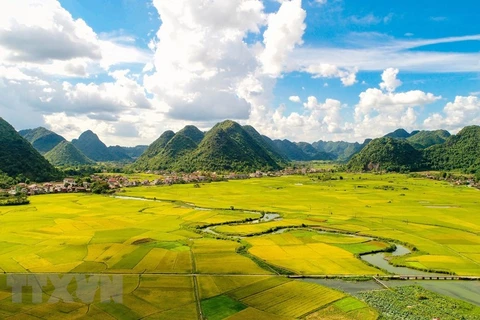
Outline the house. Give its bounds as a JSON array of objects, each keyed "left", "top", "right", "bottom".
[{"left": 63, "top": 178, "right": 76, "bottom": 186}]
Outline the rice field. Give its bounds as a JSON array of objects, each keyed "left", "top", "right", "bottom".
[
  {"left": 0, "top": 172, "right": 479, "bottom": 318},
  {"left": 245, "top": 231, "right": 386, "bottom": 275}
]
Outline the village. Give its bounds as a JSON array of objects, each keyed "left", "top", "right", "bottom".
[
  {"left": 1, "top": 167, "right": 478, "bottom": 197},
  {"left": 0, "top": 167, "right": 317, "bottom": 196}
]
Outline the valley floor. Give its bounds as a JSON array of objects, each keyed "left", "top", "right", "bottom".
[{"left": 0, "top": 173, "right": 479, "bottom": 319}]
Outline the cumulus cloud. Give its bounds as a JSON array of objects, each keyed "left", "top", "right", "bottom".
[
  {"left": 144, "top": 0, "right": 267, "bottom": 121},
  {"left": 289, "top": 96, "right": 301, "bottom": 103},
  {"left": 379, "top": 68, "right": 402, "bottom": 92},
  {"left": 352, "top": 68, "right": 441, "bottom": 139},
  {"left": 248, "top": 95, "right": 349, "bottom": 142},
  {"left": 0, "top": 0, "right": 150, "bottom": 78},
  {"left": 0, "top": 1, "right": 101, "bottom": 63},
  {"left": 260, "top": 0, "right": 306, "bottom": 76},
  {"left": 424, "top": 96, "right": 480, "bottom": 131},
  {"left": 305, "top": 64, "right": 358, "bottom": 86}
]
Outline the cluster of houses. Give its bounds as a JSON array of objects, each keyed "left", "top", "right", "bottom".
[
  {"left": 0, "top": 167, "right": 332, "bottom": 197},
  {"left": 419, "top": 172, "right": 480, "bottom": 188}
]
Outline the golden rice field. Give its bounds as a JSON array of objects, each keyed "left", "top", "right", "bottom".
[
  {"left": 0, "top": 172, "right": 479, "bottom": 319},
  {"left": 124, "top": 173, "right": 480, "bottom": 276}
]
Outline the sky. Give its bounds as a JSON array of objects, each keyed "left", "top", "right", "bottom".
[{"left": 0, "top": 0, "right": 479, "bottom": 146}]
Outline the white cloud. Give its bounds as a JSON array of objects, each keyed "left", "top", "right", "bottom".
[
  {"left": 424, "top": 96, "right": 480, "bottom": 131},
  {"left": 352, "top": 69, "right": 441, "bottom": 139},
  {"left": 291, "top": 34, "right": 480, "bottom": 73},
  {"left": 144, "top": 0, "right": 267, "bottom": 121},
  {"left": 349, "top": 13, "right": 393, "bottom": 25},
  {"left": 289, "top": 96, "right": 301, "bottom": 103},
  {"left": 0, "top": 66, "right": 34, "bottom": 81},
  {"left": 315, "top": 0, "right": 327, "bottom": 4},
  {"left": 379, "top": 68, "right": 402, "bottom": 92},
  {"left": 260, "top": 0, "right": 306, "bottom": 77},
  {"left": 0, "top": 0, "right": 101, "bottom": 63},
  {"left": 304, "top": 64, "right": 358, "bottom": 86},
  {"left": 0, "top": 0, "right": 150, "bottom": 79}
]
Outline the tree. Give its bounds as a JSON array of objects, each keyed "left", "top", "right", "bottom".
[
  {"left": 475, "top": 171, "right": 480, "bottom": 183},
  {"left": 91, "top": 181, "right": 111, "bottom": 194}
]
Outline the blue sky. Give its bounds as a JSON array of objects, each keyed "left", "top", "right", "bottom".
[{"left": 0, "top": 0, "right": 478, "bottom": 146}]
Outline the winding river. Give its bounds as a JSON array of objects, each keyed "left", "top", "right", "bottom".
[{"left": 113, "top": 195, "right": 446, "bottom": 276}]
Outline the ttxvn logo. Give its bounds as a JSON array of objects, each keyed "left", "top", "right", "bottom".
[{"left": 7, "top": 274, "right": 123, "bottom": 304}]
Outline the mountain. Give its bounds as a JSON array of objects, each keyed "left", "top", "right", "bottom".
[
  {"left": 272, "top": 140, "right": 311, "bottom": 161},
  {"left": 44, "top": 141, "right": 94, "bottom": 166},
  {"left": 72, "top": 130, "right": 130, "bottom": 162},
  {"left": 143, "top": 128, "right": 200, "bottom": 170},
  {"left": 384, "top": 128, "right": 412, "bottom": 139},
  {"left": 0, "top": 118, "right": 61, "bottom": 181},
  {"left": 424, "top": 126, "right": 480, "bottom": 172},
  {"left": 107, "top": 146, "right": 133, "bottom": 162},
  {"left": 133, "top": 130, "right": 175, "bottom": 169},
  {"left": 296, "top": 142, "right": 335, "bottom": 161},
  {"left": 19, "top": 127, "right": 66, "bottom": 154},
  {"left": 242, "top": 125, "right": 288, "bottom": 165},
  {"left": 182, "top": 120, "right": 283, "bottom": 172},
  {"left": 269, "top": 139, "right": 333, "bottom": 161},
  {"left": 347, "top": 137, "right": 423, "bottom": 172},
  {"left": 120, "top": 145, "right": 148, "bottom": 159},
  {"left": 179, "top": 125, "right": 205, "bottom": 144},
  {"left": 406, "top": 130, "right": 451, "bottom": 149},
  {"left": 133, "top": 121, "right": 285, "bottom": 172},
  {"left": 312, "top": 140, "right": 370, "bottom": 161},
  {"left": 133, "top": 126, "right": 202, "bottom": 170}
]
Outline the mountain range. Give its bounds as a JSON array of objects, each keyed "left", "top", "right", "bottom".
[
  {"left": 4, "top": 116, "right": 479, "bottom": 181},
  {"left": 348, "top": 126, "right": 480, "bottom": 173}
]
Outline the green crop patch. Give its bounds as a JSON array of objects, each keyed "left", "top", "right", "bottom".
[{"left": 201, "top": 295, "right": 247, "bottom": 320}]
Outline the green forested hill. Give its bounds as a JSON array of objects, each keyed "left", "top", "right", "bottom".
[
  {"left": 133, "top": 130, "right": 175, "bottom": 170},
  {"left": 72, "top": 130, "right": 130, "bottom": 162},
  {"left": 0, "top": 118, "right": 61, "bottom": 181},
  {"left": 242, "top": 125, "right": 288, "bottom": 165},
  {"left": 424, "top": 126, "right": 480, "bottom": 172},
  {"left": 312, "top": 140, "right": 370, "bottom": 161},
  {"left": 384, "top": 128, "right": 412, "bottom": 139},
  {"left": 133, "top": 121, "right": 285, "bottom": 172},
  {"left": 19, "top": 127, "right": 66, "bottom": 154},
  {"left": 347, "top": 137, "right": 423, "bottom": 172},
  {"left": 296, "top": 142, "right": 335, "bottom": 161},
  {"left": 181, "top": 120, "right": 283, "bottom": 172},
  {"left": 133, "top": 126, "right": 202, "bottom": 170},
  {"left": 119, "top": 145, "right": 148, "bottom": 159},
  {"left": 44, "top": 141, "right": 94, "bottom": 166},
  {"left": 407, "top": 130, "right": 451, "bottom": 149}
]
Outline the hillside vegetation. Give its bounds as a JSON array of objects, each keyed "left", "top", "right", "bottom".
[
  {"left": 44, "top": 141, "right": 94, "bottom": 166},
  {"left": 19, "top": 127, "right": 65, "bottom": 154},
  {"left": 407, "top": 130, "right": 450, "bottom": 149},
  {"left": 72, "top": 130, "right": 131, "bottom": 162},
  {"left": 424, "top": 126, "right": 480, "bottom": 172},
  {"left": 0, "top": 118, "right": 61, "bottom": 181},
  {"left": 347, "top": 137, "right": 423, "bottom": 172},
  {"left": 133, "top": 121, "right": 285, "bottom": 172}
]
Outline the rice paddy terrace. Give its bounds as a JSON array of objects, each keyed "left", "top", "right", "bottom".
[{"left": 0, "top": 173, "right": 479, "bottom": 319}]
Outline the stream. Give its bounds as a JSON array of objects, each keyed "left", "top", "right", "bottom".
[
  {"left": 113, "top": 195, "right": 447, "bottom": 277},
  {"left": 360, "top": 244, "right": 445, "bottom": 276}
]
